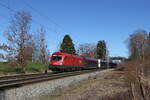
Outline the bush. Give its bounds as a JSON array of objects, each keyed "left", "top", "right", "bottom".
[{"left": 122, "top": 60, "right": 150, "bottom": 100}]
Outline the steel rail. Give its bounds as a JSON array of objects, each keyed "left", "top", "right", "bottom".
[
  {"left": 0, "top": 69, "right": 101, "bottom": 89},
  {"left": 0, "top": 72, "right": 55, "bottom": 80}
]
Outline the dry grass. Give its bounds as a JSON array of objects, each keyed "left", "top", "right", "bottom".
[
  {"left": 39, "top": 66, "right": 150, "bottom": 100},
  {"left": 39, "top": 70, "right": 131, "bottom": 100},
  {"left": 121, "top": 60, "right": 150, "bottom": 100}
]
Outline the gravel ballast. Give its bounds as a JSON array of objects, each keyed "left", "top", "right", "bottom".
[
  {"left": 0, "top": 69, "right": 113, "bottom": 100},
  {"left": 39, "top": 69, "right": 130, "bottom": 100}
]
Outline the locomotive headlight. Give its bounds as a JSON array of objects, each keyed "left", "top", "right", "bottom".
[{"left": 60, "top": 62, "right": 63, "bottom": 65}]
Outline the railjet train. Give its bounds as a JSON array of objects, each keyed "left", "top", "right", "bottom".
[{"left": 49, "top": 52, "right": 117, "bottom": 71}]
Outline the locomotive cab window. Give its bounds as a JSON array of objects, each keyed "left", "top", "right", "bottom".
[{"left": 52, "top": 55, "right": 62, "bottom": 61}]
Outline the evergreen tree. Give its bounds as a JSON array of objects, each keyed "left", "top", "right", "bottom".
[
  {"left": 96, "top": 40, "right": 107, "bottom": 59},
  {"left": 60, "top": 35, "right": 76, "bottom": 54}
]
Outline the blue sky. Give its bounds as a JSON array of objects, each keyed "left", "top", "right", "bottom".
[{"left": 0, "top": 0, "right": 150, "bottom": 57}]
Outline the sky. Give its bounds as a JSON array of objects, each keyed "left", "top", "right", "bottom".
[{"left": 0, "top": 0, "right": 150, "bottom": 57}]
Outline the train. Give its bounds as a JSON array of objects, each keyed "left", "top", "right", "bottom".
[{"left": 49, "top": 52, "right": 117, "bottom": 71}]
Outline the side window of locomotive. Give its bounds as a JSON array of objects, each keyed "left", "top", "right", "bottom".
[{"left": 52, "top": 55, "right": 62, "bottom": 61}]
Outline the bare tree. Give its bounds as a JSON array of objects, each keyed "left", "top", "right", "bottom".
[
  {"left": 0, "top": 11, "right": 32, "bottom": 73},
  {"left": 38, "top": 27, "right": 49, "bottom": 73},
  {"left": 38, "top": 27, "right": 49, "bottom": 63},
  {"left": 77, "top": 43, "right": 96, "bottom": 57},
  {"left": 32, "top": 33, "right": 41, "bottom": 62},
  {"left": 145, "top": 33, "right": 150, "bottom": 59},
  {"left": 126, "top": 30, "right": 148, "bottom": 61},
  {"left": 32, "top": 27, "right": 49, "bottom": 64}
]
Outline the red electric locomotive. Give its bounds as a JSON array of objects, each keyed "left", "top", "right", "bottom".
[{"left": 49, "top": 52, "right": 98, "bottom": 71}]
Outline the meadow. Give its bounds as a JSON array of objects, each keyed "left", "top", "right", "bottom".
[{"left": 0, "top": 62, "right": 47, "bottom": 75}]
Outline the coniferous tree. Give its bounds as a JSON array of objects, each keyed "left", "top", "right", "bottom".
[
  {"left": 96, "top": 40, "right": 107, "bottom": 59},
  {"left": 60, "top": 35, "right": 76, "bottom": 54}
]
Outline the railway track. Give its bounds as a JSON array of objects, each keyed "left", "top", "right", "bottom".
[
  {"left": 0, "top": 72, "right": 55, "bottom": 80},
  {"left": 0, "top": 69, "right": 101, "bottom": 89}
]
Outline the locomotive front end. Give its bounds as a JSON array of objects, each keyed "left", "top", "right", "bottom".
[{"left": 49, "top": 52, "right": 64, "bottom": 71}]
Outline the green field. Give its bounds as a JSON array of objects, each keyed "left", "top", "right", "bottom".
[{"left": 0, "top": 62, "right": 48, "bottom": 75}]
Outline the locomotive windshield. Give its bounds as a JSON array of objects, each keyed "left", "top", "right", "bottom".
[{"left": 52, "top": 55, "right": 62, "bottom": 61}]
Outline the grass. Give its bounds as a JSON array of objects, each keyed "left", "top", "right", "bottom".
[
  {"left": 26, "top": 62, "right": 46, "bottom": 73},
  {"left": 0, "top": 62, "right": 21, "bottom": 75},
  {"left": 0, "top": 62, "right": 47, "bottom": 75}
]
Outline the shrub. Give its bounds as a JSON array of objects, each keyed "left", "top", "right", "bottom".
[{"left": 123, "top": 60, "right": 150, "bottom": 100}]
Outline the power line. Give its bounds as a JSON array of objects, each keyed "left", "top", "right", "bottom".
[
  {"left": 0, "top": 1, "right": 79, "bottom": 50},
  {"left": 0, "top": 2, "right": 15, "bottom": 12},
  {"left": 0, "top": 2, "right": 59, "bottom": 34},
  {"left": 23, "top": 0, "right": 61, "bottom": 28},
  {"left": 0, "top": 1, "right": 70, "bottom": 54},
  {"left": 22, "top": 0, "right": 71, "bottom": 34},
  {"left": 21, "top": 0, "right": 76, "bottom": 47}
]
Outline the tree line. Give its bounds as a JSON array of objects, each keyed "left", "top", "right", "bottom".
[
  {"left": 60, "top": 34, "right": 108, "bottom": 59},
  {"left": 0, "top": 11, "right": 108, "bottom": 73}
]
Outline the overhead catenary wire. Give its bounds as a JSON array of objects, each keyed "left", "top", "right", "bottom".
[
  {"left": 0, "top": 1, "right": 79, "bottom": 53},
  {"left": 22, "top": 0, "right": 64, "bottom": 31},
  {"left": 0, "top": 1, "right": 66, "bottom": 54},
  {"left": 21, "top": 0, "right": 72, "bottom": 36},
  {"left": 0, "top": 2, "right": 15, "bottom": 13},
  {"left": 0, "top": 2, "right": 59, "bottom": 34},
  {"left": 20, "top": 0, "right": 76, "bottom": 50}
]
